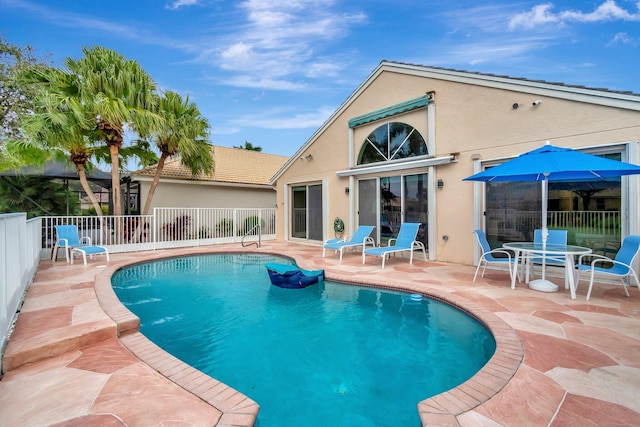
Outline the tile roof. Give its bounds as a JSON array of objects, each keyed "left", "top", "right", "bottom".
[
  {"left": 132, "top": 145, "right": 289, "bottom": 186},
  {"left": 383, "top": 60, "right": 640, "bottom": 96}
]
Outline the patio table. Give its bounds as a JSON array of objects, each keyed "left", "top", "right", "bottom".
[{"left": 503, "top": 242, "right": 592, "bottom": 299}]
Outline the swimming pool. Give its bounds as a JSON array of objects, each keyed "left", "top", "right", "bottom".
[{"left": 112, "top": 253, "right": 496, "bottom": 426}]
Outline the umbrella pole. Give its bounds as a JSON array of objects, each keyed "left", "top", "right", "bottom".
[
  {"left": 530, "top": 176, "right": 559, "bottom": 292},
  {"left": 541, "top": 177, "right": 548, "bottom": 282}
]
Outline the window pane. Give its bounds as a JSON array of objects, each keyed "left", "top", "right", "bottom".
[
  {"left": 389, "top": 123, "right": 409, "bottom": 159},
  {"left": 291, "top": 187, "right": 307, "bottom": 238},
  {"left": 357, "top": 122, "right": 427, "bottom": 165}
]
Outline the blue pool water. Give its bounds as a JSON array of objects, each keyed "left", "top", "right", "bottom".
[{"left": 111, "top": 254, "right": 495, "bottom": 426}]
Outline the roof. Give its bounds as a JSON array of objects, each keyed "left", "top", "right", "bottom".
[
  {"left": 270, "top": 60, "right": 640, "bottom": 184},
  {"left": 132, "top": 145, "right": 289, "bottom": 186},
  {"left": 0, "top": 161, "right": 112, "bottom": 188}
]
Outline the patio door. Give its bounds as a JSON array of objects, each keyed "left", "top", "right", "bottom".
[
  {"left": 358, "top": 179, "right": 378, "bottom": 243},
  {"left": 358, "top": 173, "right": 428, "bottom": 247},
  {"left": 291, "top": 184, "right": 323, "bottom": 241},
  {"left": 484, "top": 150, "right": 623, "bottom": 256}
]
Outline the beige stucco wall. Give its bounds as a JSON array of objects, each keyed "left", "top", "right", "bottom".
[
  {"left": 137, "top": 180, "right": 277, "bottom": 210},
  {"left": 274, "top": 66, "right": 640, "bottom": 266}
]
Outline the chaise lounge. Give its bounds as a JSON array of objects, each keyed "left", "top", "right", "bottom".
[
  {"left": 323, "top": 225, "right": 375, "bottom": 261},
  {"left": 362, "top": 222, "right": 426, "bottom": 268}
]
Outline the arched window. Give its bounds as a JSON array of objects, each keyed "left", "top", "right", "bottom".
[{"left": 357, "top": 122, "right": 427, "bottom": 165}]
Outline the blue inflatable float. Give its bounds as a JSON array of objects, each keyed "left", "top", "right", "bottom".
[{"left": 265, "top": 263, "right": 324, "bottom": 289}]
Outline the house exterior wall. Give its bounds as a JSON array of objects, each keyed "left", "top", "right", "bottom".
[
  {"left": 274, "top": 64, "right": 640, "bottom": 267},
  {"left": 138, "top": 180, "right": 277, "bottom": 210}
]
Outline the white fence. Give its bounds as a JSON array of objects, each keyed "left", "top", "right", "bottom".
[
  {"left": 486, "top": 210, "right": 621, "bottom": 248},
  {"left": 1, "top": 208, "right": 276, "bottom": 358},
  {"left": 42, "top": 207, "right": 277, "bottom": 257},
  {"left": 1, "top": 213, "right": 41, "bottom": 357}
]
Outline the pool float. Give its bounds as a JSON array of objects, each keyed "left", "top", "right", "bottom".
[{"left": 265, "top": 263, "right": 324, "bottom": 289}]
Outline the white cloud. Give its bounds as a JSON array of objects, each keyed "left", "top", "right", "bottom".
[
  {"left": 222, "top": 75, "right": 308, "bottom": 91},
  {"left": 167, "top": 0, "right": 200, "bottom": 10},
  {"left": 608, "top": 32, "right": 638, "bottom": 46},
  {"left": 509, "top": 1, "right": 640, "bottom": 30},
  {"left": 207, "top": 0, "right": 366, "bottom": 90},
  {"left": 230, "top": 106, "right": 334, "bottom": 129}
]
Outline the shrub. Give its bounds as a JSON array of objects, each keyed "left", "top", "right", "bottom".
[
  {"left": 162, "top": 214, "right": 191, "bottom": 240},
  {"left": 216, "top": 218, "right": 234, "bottom": 237},
  {"left": 242, "top": 216, "right": 266, "bottom": 235}
]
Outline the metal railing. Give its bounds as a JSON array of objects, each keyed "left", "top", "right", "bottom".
[{"left": 241, "top": 223, "right": 262, "bottom": 248}]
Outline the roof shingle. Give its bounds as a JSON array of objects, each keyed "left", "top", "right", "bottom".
[{"left": 132, "top": 145, "right": 289, "bottom": 186}]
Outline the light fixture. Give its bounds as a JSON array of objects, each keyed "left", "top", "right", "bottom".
[
  {"left": 512, "top": 103, "right": 519, "bottom": 109},
  {"left": 305, "top": 154, "right": 313, "bottom": 160},
  {"left": 344, "top": 187, "right": 350, "bottom": 194},
  {"left": 532, "top": 100, "right": 542, "bottom": 106},
  {"left": 437, "top": 179, "right": 444, "bottom": 189}
]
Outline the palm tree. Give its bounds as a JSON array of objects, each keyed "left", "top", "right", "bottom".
[
  {"left": 18, "top": 67, "right": 105, "bottom": 219},
  {"left": 65, "top": 46, "right": 161, "bottom": 216},
  {"left": 142, "top": 90, "right": 213, "bottom": 215}
]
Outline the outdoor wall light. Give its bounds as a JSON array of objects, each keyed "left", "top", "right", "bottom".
[
  {"left": 437, "top": 179, "right": 444, "bottom": 189},
  {"left": 305, "top": 154, "right": 313, "bottom": 160},
  {"left": 512, "top": 103, "right": 519, "bottom": 109},
  {"left": 345, "top": 187, "right": 350, "bottom": 194}
]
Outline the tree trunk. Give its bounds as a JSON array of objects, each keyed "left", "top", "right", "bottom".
[
  {"left": 76, "top": 164, "right": 104, "bottom": 219},
  {"left": 142, "top": 153, "right": 167, "bottom": 216},
  {"left": 109, "top": 144, "right": 121, "bottom": 215},
  {"left": 76, "top": 164, "right": 111, "bottom": 244}
]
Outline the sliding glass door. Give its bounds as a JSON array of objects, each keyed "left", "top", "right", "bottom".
[
  {"left": 291, "top": 184, "right": 323, "bottom": 241},
  {"left": 358, "top": 173, "right": 428, "bottom": 247},
  {"left": 484, "top": 151, "right": 623, "bottom": 256}
]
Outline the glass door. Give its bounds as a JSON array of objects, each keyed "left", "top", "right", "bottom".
[
  {"left": 358, "top": 173, "right": 429, "bottom": 249},
  {"left": 403, "top": 174, "right": 428, "bottom": 246},
  {"left": 380, "top": 176, "right": 402, "bottom": 245},
  {"left": 484, "top": 152, "right": 623, "bottom": 256},
  {"left": 291, "top": 184, "right": 323, "bottom": 241},
  {"left": 358, "top": 179, "right": 378, "bottom": 243}
]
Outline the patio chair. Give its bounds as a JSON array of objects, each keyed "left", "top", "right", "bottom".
[
  {"left": 323, "top": 225, "right": 375, "bottom": 261},
  {"left": 362, "top": 222, "right": 426, "bottom": 268},
  {"left": 53, "top": 225, "right": 110, "bottom": 266},
  {"left": 576, "top": 235, "right": 640, "bottom": 300},
  {"left": 472, "top": 230, "right": 519, "bottom": 283}
]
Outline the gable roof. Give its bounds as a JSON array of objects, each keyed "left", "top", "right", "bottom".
[
  {"left": 270, "top": 60, "right": 640, "bottom": 184},
  {"left": 132, "top": 145, "right": 289, "bottom": 187}
]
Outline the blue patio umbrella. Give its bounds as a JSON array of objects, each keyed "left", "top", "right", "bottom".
[{"left": 464, "top": 141, "right": 640, "bottom": 288}]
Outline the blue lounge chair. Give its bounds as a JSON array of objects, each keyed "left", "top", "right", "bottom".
[
  {"left": 576, "top": 235, "right": 640, "bottom": 300},
  {"left": 323, "top": 225, "right": 375, "bottom": 261},
  {"left": 362, "top": 222, "right": 426, "bottom": 268},
  {"left": 53, "top": 225, "right": 110, "bottom": 266},
  {"left": 472, "top": 230, "right": 518, "bottom": 282}
]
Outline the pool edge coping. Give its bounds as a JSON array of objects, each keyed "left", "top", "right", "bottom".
[{"left": 95, "top": 248, "right": 524, "bottom": 427}]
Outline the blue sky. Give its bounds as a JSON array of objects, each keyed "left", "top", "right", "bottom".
[{"left": 1, "top": 0, "right": 639, "bottom": 158}]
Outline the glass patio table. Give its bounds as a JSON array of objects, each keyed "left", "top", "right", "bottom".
[{"left": 502, "top": 242, "right": 592, "bottom": 299}]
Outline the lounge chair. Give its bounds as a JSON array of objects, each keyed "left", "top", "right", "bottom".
[
  {"left": 362, "top": 222, "right": 426, "bottom": 268},
  {"left": 53, "top": 224, "right": 110, "bottom": 266},
  {"left": 576, "top": 235, "right": 640, "bottom": 300},
  {"left": 472, "top": 230, "right": 518, "bottom": 282},
  {"left": 323, "top": 225, "right": 375, "bottom": 261}
]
